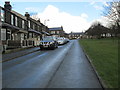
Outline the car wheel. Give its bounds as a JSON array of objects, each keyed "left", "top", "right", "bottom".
[
  {"left": 51, "top": 47, "right": 55, "bottom": 50},
  {"left": 56, "top": 43, "right": 58, "bottom": 48}
]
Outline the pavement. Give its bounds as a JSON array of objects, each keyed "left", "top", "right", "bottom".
[
  {"left": 2, "top": 40, "right": 103, "bottom": 88},
  {"left": 2, "top": 47, "right": 40, "bottom": 62}
]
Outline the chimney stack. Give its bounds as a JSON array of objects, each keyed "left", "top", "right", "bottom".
[
  {"left": 37, "top": 19, "right": 41, "bottom": 23},
  {"left": 25, "top": 12, "right": 30, "bottom": 17},
  {"left": 4, "top": 1, "right": 12, "bottom": 10}
]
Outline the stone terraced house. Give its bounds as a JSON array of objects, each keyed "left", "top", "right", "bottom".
[{"left": 0, "top": 1, "right": 50, "bottom": 52}]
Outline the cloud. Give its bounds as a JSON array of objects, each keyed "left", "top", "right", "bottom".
[
  {"left": 93, "top": 5, "right": 104, "bottom": 10},
  {"left": 90, "top": 1, "right": 96, "bottom": 5},
  {"left": 31, "top": 5, "right": 90, "bottom": 33},
  {"left": 80, "top": 13, "right": 88, "bottom": 18},
  {"left": 89, "top": 1, "right": 105, "bottom": 11}
]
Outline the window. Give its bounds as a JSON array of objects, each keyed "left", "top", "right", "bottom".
[
  {"left": 21, "top": 33, "right": 24, "bottom": 40},
  {"left": 33, "top": 33, "right": 35, "bottom": 38},
  {"left": 28, "top": 20, "right": 30, "bottom": 28},
  {"left": 1, "top": 9, "right": 4, "bottom": 22},
  {"left": 51, "top": 31, "right": 55, "bottom": 34},
  {"left": 24, "top": 34, "right": 27, "bottom": 39},
  {"left": 29, "top": 33, "right": 32, "bottom": 38},
  {"left": 15, "top": 16, "right": 18, "bottom": 26},
  {"left": 33, "top": 24, "right": 35, "bottom": 30},
  {"left": 57, "top": 31, "right": 59, "bottom": 34},
  {"left": 11, "top": 14, "right": 14, "bottom": 25},
  {"left": 7, "top": 29, "right": 11, "bottom": 40},
  {"left": 22, "top": 20, "right": 25, "bottom": 29},
  {"left": 1, "top": 29, "right": 6, "bottom": 40},
  {"left": 38, "top": 26, "right": 39, "bottom": 31}
]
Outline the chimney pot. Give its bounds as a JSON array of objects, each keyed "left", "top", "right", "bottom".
[
  {"left": 25, "top": 12, "right": 30, "bottom": 17},
  {"left": 4, "top": 1, "right": 12, "bottom": 10}
]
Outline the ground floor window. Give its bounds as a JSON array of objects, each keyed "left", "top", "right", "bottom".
[
  {"left": 51, "top": 31, "right": 55, "bottom": 34},
  {"left": 29, "top": 33, "right": 33, "bottom": 38},
  {"left": 1, "top": 28, "right": 6, "bottom": 40},
  {"left": 21, "top": 33, "right": 24, "bottom": 40},
  {"left": 24, "top": 34, "right": 27, "bottom": 39},
  {"left": 40, "top": 35, "right": 42, "bottom": 40},
  {"left": 6, "top": 29, "right": 11, "bottom": 40},
  {"left": 37, "top": 36, "right": 40, "bottom": 40},
  {"left": 12, "top": 33, "right": 17, "bottom": 40}
]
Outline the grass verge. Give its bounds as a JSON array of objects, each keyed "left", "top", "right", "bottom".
[{"left": 79, "top": 38, "right": 118, "bottom": 88}]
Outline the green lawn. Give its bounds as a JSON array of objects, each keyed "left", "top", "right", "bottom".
[{"left": 79, "top": 38, "right": 118, "bottom": 88}]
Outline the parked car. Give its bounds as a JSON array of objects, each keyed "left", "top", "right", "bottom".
[
  {"left": 65, "top": 38, "right": 70, "bottom": 43},
  {"left": 57, "top": 37, "right": 66, "bottom": 45},
  {"left": 57, "top": 37, "right": 69, "bottom": 45},
  {"left": 40, "top": 36, "right": 58, "bottom": 50}
]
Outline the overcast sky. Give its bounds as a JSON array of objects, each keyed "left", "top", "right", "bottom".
[{"left": 0, "top": 0, "right": 111, "bottom": 33}]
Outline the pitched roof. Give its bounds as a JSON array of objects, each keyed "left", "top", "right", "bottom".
[
  {"left": 49, "top": 27, "right": 63, "bottom": 31},
  {"left": 69, "top": 32, "right": 83, "bottom": 35},
  {"left": 11, "top": 10, "right": 27, "bottom": 20}
]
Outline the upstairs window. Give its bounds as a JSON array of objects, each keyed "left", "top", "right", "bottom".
[
  {"left": 22, "top": 20, "right": 25, "bottom": 29},
  {"left": 28, "top": 20, "right": 30, "bottom": 28},
  {"left": 15, "top": 16, "right": 18, "bottom": 26},
  {"left": 11, "top": 14, "right": 14, "bottom": 25},
  {"left": 1, "top": 9, "right": 4, "bottom": 22},
  {"left": 33, "top": 24, "right": 35, "bottom": 30},
  {"left": 38, "top": 26, "right": 39, "bottom": 31}
]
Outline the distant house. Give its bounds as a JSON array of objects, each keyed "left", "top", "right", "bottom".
[
  {"left": 49, "top": 26, "right": 65, "bottom": 37},
  {"left": 69, "top": 32, "right": 84, "bottom": 39}
]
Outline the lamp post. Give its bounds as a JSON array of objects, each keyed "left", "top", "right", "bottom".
[{"left": 42, "top": 19, "right": 50, "bottom": 38}]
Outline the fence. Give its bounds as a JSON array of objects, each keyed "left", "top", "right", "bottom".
[{"left": 2, "top": 40, "right": 35, "bottom": 50}]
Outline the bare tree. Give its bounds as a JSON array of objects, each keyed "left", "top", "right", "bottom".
[{"left": 103, "top": 0, "right": 120, "bottom": 36}]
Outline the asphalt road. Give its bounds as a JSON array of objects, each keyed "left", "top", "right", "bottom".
[{"left": 2, "top": 40, "right": 102, "bottom": 88}]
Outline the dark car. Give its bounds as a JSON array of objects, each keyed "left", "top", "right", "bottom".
[{"left": 40, "top": 36, "right": 58, "bottom": 50}]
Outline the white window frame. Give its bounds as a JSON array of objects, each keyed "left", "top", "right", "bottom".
[
  {"left": 57, "top": 31, "right": 59, "bottom": 34},
  {"left": 21, "top": 33, "right": 24, "bottom": 40},
  {"left": 15, "top": 16, "right": 18, "bottom": 26},
  {"left": 22, "top": 20, "right": 25, "bottom": 29},
  {"left": 1, "top": 9, "right": 4, "bottom": 22},
  {"left": 28, "top": 20, "right": 30, "bottom": 28},
  {"left": 29, "top": 33, "right": 32, "bottom": 38},
  {"left": 1, "top": 29, "right": 6, "bottom": 40},
  {"left": 51, "top": 31, "right": 55, "bottom": 34},
  {"left": 11, "top": 14, "right": 14, "bottom": 25}
]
